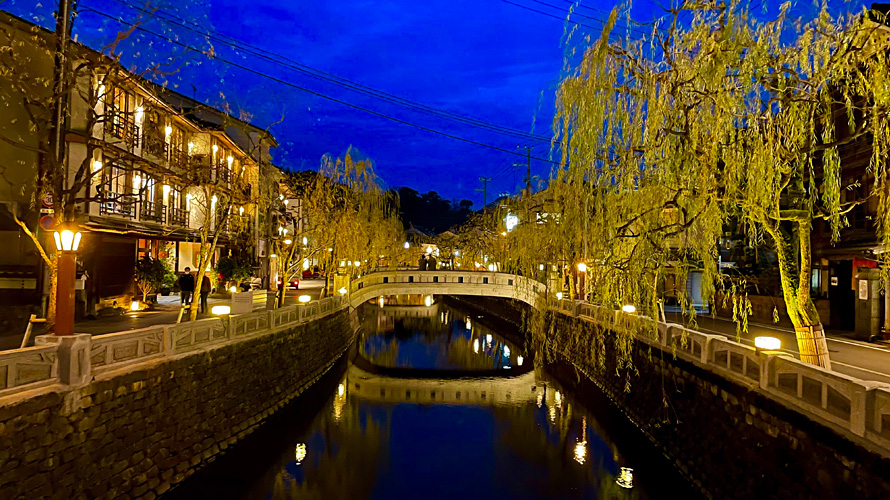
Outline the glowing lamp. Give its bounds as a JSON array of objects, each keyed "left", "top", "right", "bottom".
[
  {"left": 622, "top": 304, "right": 637, "bottom": 314},
  {"left": 486, "top": 334, "right": 492, "bottom": 344},
  {"left": 539, "top": 264, "right": 544, "bottom": 271},
  {"left": 340, "top": 260, "right": 346, "bottom": 267},
  {"left": 211, "top": 305, "right": 231, "bottom": 315},
  {"left": 501, "top": 231, "right": 507, "bottom": 236},
  {"left": 298, "top": 295, "right": 311, "bottom": 303},
  {"left": 164, "top": 125, "right": 172, "bottom": 137},
  {"left": 92, "top": 160, "right": 102, "bottom": 173},
  {"left": 227, "top": 155, "right": 233, "bottom": 166},
  {"left": 354, "top": 261, "right": 361, "bottom": 267},
  {"left": 338, "top": 287, "right": 348, "bottom": 295},
  {"left": 239, "top": 206, "right": 244, "bottom": 215},
  {"left": 403, "top": 242, "right": 410, "bottom": 249},
  {"left": 424, "top": 295, "right": 432, "bottom": 307},
  {"left": 162, "top": 184, "right": 171, "bottom": 195},
  {"left": 556, "top": 292, "right": 564, "bottom": 300},
  {"left": 283, "top": 239, "right": 293, "bottom": 245},
  {"left": 212, "top": 144, "right": 219, "bottom": 154},
  {"left": 754, "top": 336, "right": 781, "bottom": 351},
  {"left": 517, "top": 356, "right": 524, "bottom": 366},
  {"left": 284, "top": 199, "right": 290, "bottom": 206},
  {"left": 303, "top": 259, "right": 310, "bottom": 270},
  {"left": 229, "top": 286, "right": 237, "bottom": 293},
  {"left": 302, "top": 236, "right": 308, "bottom": 245},
  {"left": 54, "top": 229, "right": 82, "bottom": 252},
  {"left": 130, "top": 301, "right": 140, "bottom": 311},
  {"left": 577, "top": 262, "right": 588, "bottom": 272}
]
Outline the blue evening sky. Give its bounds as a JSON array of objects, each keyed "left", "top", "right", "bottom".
[{"left": 11, "top": 0, "right": 872, "bottom": 203}]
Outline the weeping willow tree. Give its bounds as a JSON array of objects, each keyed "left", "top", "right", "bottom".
[
  {"left": 282, "top": 148, "right": 402, "bottom": 299},
  {"left": 548, "top": 2, "right": 890, "bottom": 368}
]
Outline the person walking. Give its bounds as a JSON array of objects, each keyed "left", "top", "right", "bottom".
[
  {"left": 418, "top": 254, "right": 427, "bottom": 271},
  {"left": 428, "top": 254, "right": 437, "bottom": 270},
  {"left": 200, "top": 273, "right": 212, "bottom": 314},
  {"left": 178, "top": 267, "right": 195, "bottom": 307}
]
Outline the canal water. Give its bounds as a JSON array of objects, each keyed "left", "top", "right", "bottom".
[{"left": 166, "top": 299, "right": 700, "bottom": 500}]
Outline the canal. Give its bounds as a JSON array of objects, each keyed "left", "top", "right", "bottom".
[{"left": 165, "top": 298, "right": 700, "bottom": 500}]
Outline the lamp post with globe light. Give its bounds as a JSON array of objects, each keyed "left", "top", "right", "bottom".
[{"left": 53, "top": 223, "right": 82, "bottom": 336}]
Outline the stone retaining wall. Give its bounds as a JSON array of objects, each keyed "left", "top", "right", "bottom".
[
  {"left": 547, "top": 312, "right": 890, "bottom": 500},
  {"left": 0, "top": 309, "right": 355, "bottom": 500}
]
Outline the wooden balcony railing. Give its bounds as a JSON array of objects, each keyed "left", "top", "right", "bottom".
[
  {"left": 139, "top": 200, "right": 166, "bottom": 224},
  {"left": 98, "top": 193, "right": 136, "bottom": 219}
]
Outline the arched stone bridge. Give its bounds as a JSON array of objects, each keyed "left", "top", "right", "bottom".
[{"left": 348, "top": 270, "right": 548, "bottom": 309}]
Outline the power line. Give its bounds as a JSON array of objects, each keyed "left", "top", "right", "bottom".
[
  {"left": 100, "top": 0, "right": 552, "bottom": 143},
  {"left": 78, "top": 6, "right": 563, "bottom": 165}
]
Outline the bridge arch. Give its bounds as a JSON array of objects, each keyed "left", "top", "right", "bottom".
[{"left": 348, "top": 270, "right": 548, "bottom": 309}]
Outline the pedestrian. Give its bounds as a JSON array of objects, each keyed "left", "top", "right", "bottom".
[
  {"left": 418, "top": 254, "right": 427, "bottom": 271},
  {"left": 428, "top": 254, "right": 437, "bottom": 270},
  {"left": 178, "top": 267, "right": 195, "bottom": 307},
  {"left": 200, "top": 272, "right": 212, "bottom": 313}
]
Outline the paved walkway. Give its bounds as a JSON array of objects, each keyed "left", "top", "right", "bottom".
[
  {"left": 0, "top": 280, "right": 328, "bottom": 351},
  {"left": 667, "top": 313, "right": 890, "bottom": 385}
]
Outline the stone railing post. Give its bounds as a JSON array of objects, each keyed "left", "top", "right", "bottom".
[{"left": 36, "top": 333, "right": 92, "bottom": 386}]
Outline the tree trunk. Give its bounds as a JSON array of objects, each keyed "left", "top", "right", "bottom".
[{"left": 47, "top": 260, "right": 57, "bottom": 323}]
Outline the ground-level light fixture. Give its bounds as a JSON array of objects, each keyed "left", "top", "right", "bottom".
[
  {"left": 211, "top": 305, "right": 231, "bottom": 315},
  {"left": 404, "top": 242, "right": 410, "bottom": 249},
  {"left": 556, "top": 292, "right": 564, "bottom": 300},
  {"left": 424, "top": 295, "right": 433, "bottom": 307},
  {"left": 338, "top": 287, "right": 348, "bottom": 295},
  {"left": 230, "top": 286, "right": 237, "bottom": 293},
  {"left": 298, "top": 295, "right": 311, "bottom": 303},
  {"left": 754, "top": 336, "right": 781, "bottom": 351},
  {"left": 621, "top": 304, "right": 637, "bottom": 314},
  {"left": 577, "top": 262, "right": 588, "bottom": 272},
  {"left": 130, "top": 301, "right": 140, "bottom": 311},
  {"left": 517, "top": 356, "right": 524, "bottom": 366}
]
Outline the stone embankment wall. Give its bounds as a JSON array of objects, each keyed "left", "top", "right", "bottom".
[
  {"left": 547, "top": 312, "right": 890, "bottom": 500},
  {"left": 0, "top": 309, "right": 355, "bottom": 500}
]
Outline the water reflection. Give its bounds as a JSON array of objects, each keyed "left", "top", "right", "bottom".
[
  {"left": 359, "top": 301, "right": 526, "bottom": 372},
  {"left": 170, "top": 300, "right": 693, "bottom": 500}
]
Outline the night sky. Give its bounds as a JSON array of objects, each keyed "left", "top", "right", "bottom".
[{"left": 12, "top": 0, "right": 871, "bottom": 203}]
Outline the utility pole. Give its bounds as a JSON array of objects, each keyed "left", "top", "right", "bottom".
[
  {"left": 512, "top": 146, "right": 532, "bottom": 197},
  {"left": 476, "top": 177, "right": 492, "bottom": 209},
  {"left": 50, "top": 0, "right": 74, "bottom": 219}
]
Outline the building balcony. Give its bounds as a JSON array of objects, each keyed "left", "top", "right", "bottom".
[
  {"left": 105, "top": 114, "right": 140, "bottom": 150},
  {"left": 168, "top": 206, "right": 189, "bottom": 228},
  {"left": 139, "top": 200, "right": 166, "bottom": 224},
  {"left": 98, "top": 193, "right": 136, "bottom": 219},
  {"left": 142, "top": 133, "right": 168, "bottom": 159}
]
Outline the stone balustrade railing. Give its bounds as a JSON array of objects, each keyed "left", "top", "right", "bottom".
[
  {"left": 558, "top": 298, "right": 890, "bottom": 455},
  {"left": 0, "top": 295, "right": 348, "bottom": 398}
]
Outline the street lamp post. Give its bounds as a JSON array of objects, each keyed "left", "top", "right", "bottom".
[{"left": 53, "top": 224, "right": 82, "bottom": 336}]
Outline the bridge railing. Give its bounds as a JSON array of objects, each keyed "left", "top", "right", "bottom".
[
  {"left": 0, "top": 296, "right": 350, "bottom": 399},
  {"left": 562, "top": 300, "right": 890, "bottom": 454}
]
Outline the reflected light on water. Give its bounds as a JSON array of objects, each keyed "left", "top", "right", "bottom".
[
  {"left": 617, "top": 467, "right": 634, "bottom": 489},
  {"left": 295, "top": 443, "right": 306, "bottom": 464},
  {"left": 537, "top": 392, "right": 543, "bottom": 408},
  {"left": 473, "top": 339, "right": 480, "bottom": 353},
  {"left": 517, "top": 356, "right": 524, "bottom": 366},
  {"left": 503, "top": 345, "right": 510, "bottom": 357},
  {"left": 338, "top": 383, "right": 346, "bottom": 397},
  {"left": 574, "top": 441, "right": 587, "bottom": 464},
  {"left": 549, "top": 406, "right": 557, "bottom": 423},
  {"left": 554, "top": 390, "right": 562, "bottom": 407},
  {"left": 486, "top": 334, "right": 492, "bottom": 344}
]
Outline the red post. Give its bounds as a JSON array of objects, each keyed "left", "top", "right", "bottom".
[{"left": 55, "top": 251, "right": 76, "bottom": 336}]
